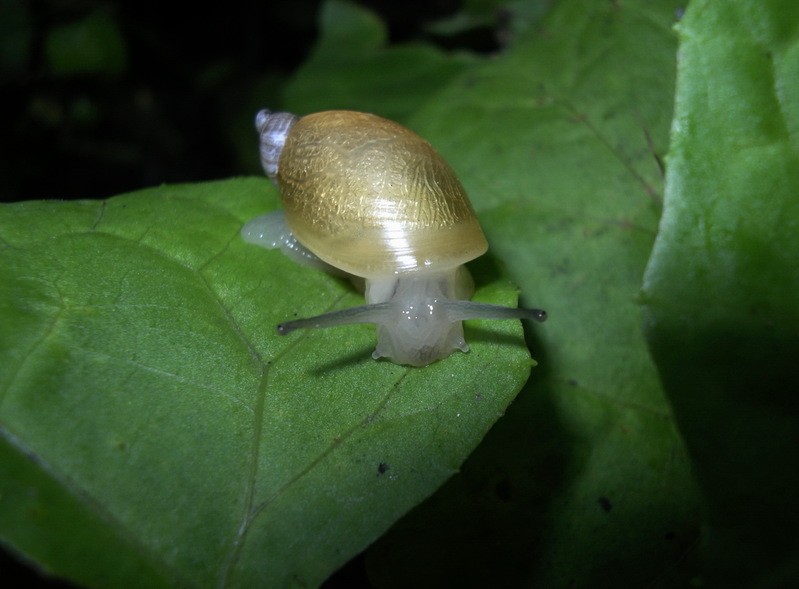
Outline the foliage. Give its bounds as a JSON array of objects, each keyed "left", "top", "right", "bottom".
[
  {"left": 2, "top": 0, "right": 796, "bottom": 587},
  {"left": 642, "top": 1, "right": 799, "bottom": 586}
]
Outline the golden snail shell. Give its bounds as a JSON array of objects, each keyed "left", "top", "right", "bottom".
[
  {"left": 243, "top": 109, "right": 546, "bottom": 366},
  {"left": 277, "top": 111, "right": 487, "bottom": 276}
]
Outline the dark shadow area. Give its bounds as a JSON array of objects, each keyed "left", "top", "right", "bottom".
[
  {"left": 353, "top": 327, "right": 581, "bottom": 587},
  {"left": 310, "top": 343, "right": 377, "bottom": 375},
  {"left": 0, "top": 546, "right": 76, "bottom": 588},
  {"left": 466, "top": 249, "right": 505, "bottom": 287},
  {"left": 648, "top": 320, "right": 799, "bottom": 587}
]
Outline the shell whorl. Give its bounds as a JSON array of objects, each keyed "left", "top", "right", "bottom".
[{"left": 255, "top": 110, "right": 299, "bottom": 183}]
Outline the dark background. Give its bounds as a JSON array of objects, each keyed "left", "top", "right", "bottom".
[{"left": 0, "top": 0, "right": 502, "bottom": 204}]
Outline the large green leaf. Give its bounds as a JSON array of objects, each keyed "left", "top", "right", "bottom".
[
  {"left": 0, "top": 179, "right": 533, "bottom": 587},
  {"left": 642, "top": 0, "right": 799, "bottom": 586}
]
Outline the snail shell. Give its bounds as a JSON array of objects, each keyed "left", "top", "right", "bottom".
[
  {"left": 243, "top": 109, "right": 546, "bottom": 366},
  {"left": 267, "top": 110, "right": 487, "bottom": 276}
]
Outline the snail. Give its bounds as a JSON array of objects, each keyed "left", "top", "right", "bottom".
[{"left": 242, "top": 109, "right": 546, "bottom": 366}]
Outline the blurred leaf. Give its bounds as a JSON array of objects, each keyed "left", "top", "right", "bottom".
[
  {"left": 424, "top": 0, "right": 552, "bottom": 45},
  {"left": 641, "top": 0, "right": 799, "bottom": 586},
  {"left": 0, "top": 179, "right": 534, "bottom": 587},
  {"left": 0, "top": 0, "right": 32, "bottom": 80},
  {"left": 45, "top": 10, "right": 127, "bottom": 77},
  {"left": 281, "top": 0, "right": 478, "bottom": 122}
]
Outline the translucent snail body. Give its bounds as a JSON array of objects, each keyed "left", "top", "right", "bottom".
[{"left": 243, "top": 109, "right": 546, "bottom": 366}]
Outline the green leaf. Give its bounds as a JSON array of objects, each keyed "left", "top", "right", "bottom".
[
  {"left": 641, "top": 0, "right": 799, "bottom": 585},
  {"left": 0, "top": 179, "right": 533, "bottom": 587}
]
